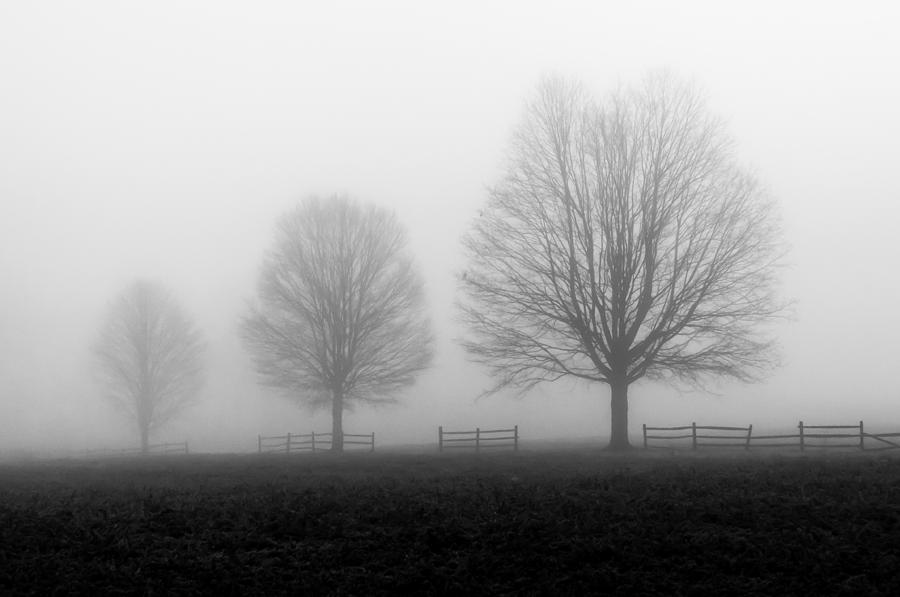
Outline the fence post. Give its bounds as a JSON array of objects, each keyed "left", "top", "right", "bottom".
[
  {"left": 371, "top": 432, "right": 375, "bottom": 453},
  {"left": 476, "top": 427, "right": 481, "bottom": 453},
  {"left": 438, "top": 426, "right": 443, "bottom": 452},
  {"left": 860, "top": 420, "right": 865, "bottom": 451},
  {"left": 311, "top": 431, "right": 316, "bottom": 453},
  {"left": 643, "top": 424, "right": 648, "bottom": 449},
  {"left": 258, "top": 434, "right": 262, "bottom": 454},
  {"left": 691, "top": 422, "right": 697, "bottom": 450},
  {"left": 286, "top": 432, "right": 291, "bottom": 454},
  {"left": 185, "top": 441, "right": 189, "bottom": 455},
  {"left": 799, "top": 421, "right": 805, "bottom": 452},
  {"left": 745, "top": 424, "right": 753, "bottom": 451},
  {"left": 514, "top": 425, "right": 519, "bottom": 451}
]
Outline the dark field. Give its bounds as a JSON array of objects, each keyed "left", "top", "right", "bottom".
[{"left": 1, "top": 450, "right": 899, "bottom": 595}]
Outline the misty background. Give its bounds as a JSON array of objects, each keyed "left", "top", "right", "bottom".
[{"left": 1, "top": 1, "right": 898, "bottom": 454}]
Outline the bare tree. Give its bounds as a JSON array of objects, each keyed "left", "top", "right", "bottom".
[
  {"left": 94, "top": 280, "right": 205, "bottom": 453},
  {"left": 242, "top": 195, "right": 433, "bottom": 452},
  {"left": 460, "top": 74, "right": 787, "bottom": 450}
]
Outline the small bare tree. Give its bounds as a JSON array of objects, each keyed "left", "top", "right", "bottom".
[
  {"left": 242, "top": 195, "right": 433, "bottom": 452},
  {"left": 94, "top": 280, "right": 205, "bottom": 453},
  {"left": 460, "top": 74, "right": 787, "bottom": 450}
]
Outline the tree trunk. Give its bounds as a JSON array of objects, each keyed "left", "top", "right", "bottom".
[
  {"left": 607, "top": 378, "right": 632, "bottom": 451},
  {"left": 140, "top": 424, "right": 149, "bottom": 454},
  {"left": 331, "top": 387, "right": 344, "bottom": 453}
]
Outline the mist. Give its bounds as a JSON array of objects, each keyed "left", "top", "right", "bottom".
[{"left": 2, "top": 1, "right": 899, "bottom": 456}]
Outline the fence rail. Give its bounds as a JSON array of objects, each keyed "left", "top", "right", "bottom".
[
  {"left": 257, "top": 431, "right": 375, "bottom": 454},
  {"left": 438, "top": 425, "right": 518, "bottom": 452},
  {"left": 643, "top": 421, "right": 900, "bottom": 452}
]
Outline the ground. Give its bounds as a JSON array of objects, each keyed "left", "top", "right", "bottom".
[{"left": 1, "top": 448, "right": 898, "bottom": 595}]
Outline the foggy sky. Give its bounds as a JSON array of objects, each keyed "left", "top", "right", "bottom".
[{"left": 1, "top": 1, "right": 899, "bottom": 453}]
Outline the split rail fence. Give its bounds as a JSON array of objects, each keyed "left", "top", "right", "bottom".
[
  {"left": 643, "top": 421, "right": 900, "bottom": 452},
  {"left": 438, "top": 425, "right": 519, "bottom": 452},
  {"left": 257, "top": 432, "right": 375, "bottom": 454}
]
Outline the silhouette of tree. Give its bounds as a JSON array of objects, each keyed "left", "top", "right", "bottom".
[
  {"left": 94, "top": 280, "right": 205, "bottom": 452},
  {"left": 243, "top": 196, "right": 433, "bottom": 451},
  {"left": 460, "top": 74, "right": 787, "bottom": 449}
]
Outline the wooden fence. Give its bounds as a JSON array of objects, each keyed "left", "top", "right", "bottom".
[
  {"left": 643, "top": 423, "right": 753, "bottom": 450},
  {"left": 438, "top": 425, "right": 518, "bottom": 452},
  {"left": 257, "top": 432, "right": 375, "bottom": 454},
  {"left": 643, "top": 421, "right": 900, "bottom": 452},
  {"left": 84, "top": 441, "right": 189, "bottom": 457},
  {"left": 342, "top": 433, "right": 376, "bottom": 451}
]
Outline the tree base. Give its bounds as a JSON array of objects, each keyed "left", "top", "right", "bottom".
[{"left": 602, "top": 442, "right": 635, "bottom": 453}]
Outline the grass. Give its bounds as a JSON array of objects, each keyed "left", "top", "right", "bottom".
[{"left": 1, "top": 449, "right": 899, "bottom": 595}]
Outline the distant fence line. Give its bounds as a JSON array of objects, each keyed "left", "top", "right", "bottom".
[
  {"left": 257, "top": 432, "right": 375, "bottom": 454},
  {"left": 643, "top": 421, "right": 900, "bottom": 452},
  {"left": 438, "top": 425, "right": 519, "bottom": 452},
  {"left": 84, "top": 441, "right": 189, "bottom": 458}
]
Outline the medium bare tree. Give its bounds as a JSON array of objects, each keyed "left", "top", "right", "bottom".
[
  {"left": 460, "top": 74, "right": 787, "bottom": 450},
  {"left": 94, "top": 280, "right": 205, "bottom": 453},
  {"left": 242, "top": 195, "right": 433, "bottom": 452}
]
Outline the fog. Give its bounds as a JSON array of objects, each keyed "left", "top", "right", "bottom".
[{"left": 1, "top": 1, "right": 899, "bottom": 455}]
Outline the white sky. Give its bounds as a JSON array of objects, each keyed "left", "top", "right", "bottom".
[{"left": 1, "top": 1, "right": 899, "bottom": 453}]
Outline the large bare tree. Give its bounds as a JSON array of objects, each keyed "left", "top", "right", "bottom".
[
  {"left": 242, "top": 195, "right": 433, "bottom": 452},
  {"left": 94, "top": 280, "right": 205, "bottom": 453},
  {"left": 460, "top": 74, "right": 786, "bottom": 450}
]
